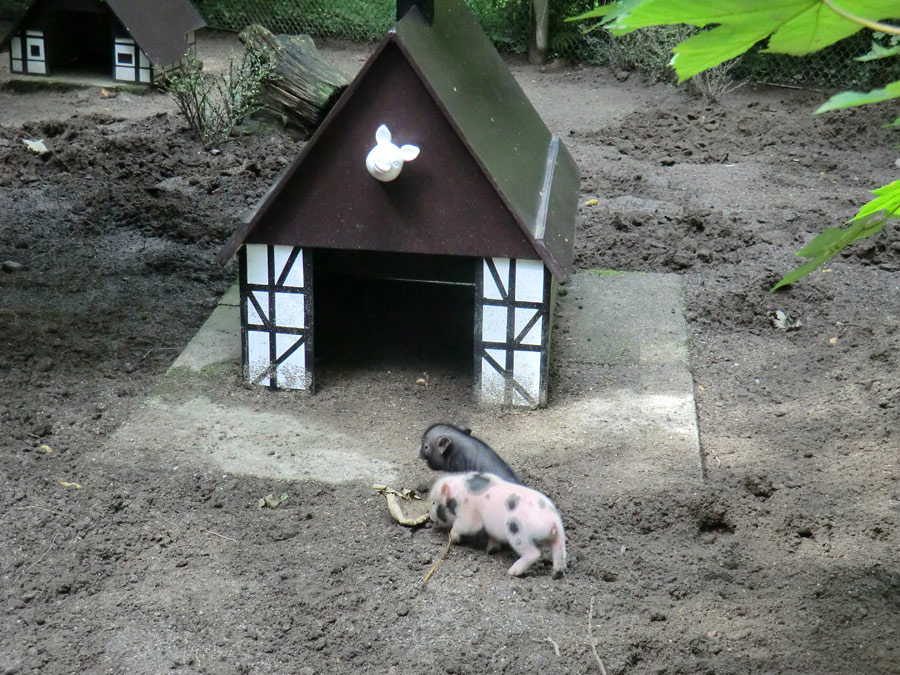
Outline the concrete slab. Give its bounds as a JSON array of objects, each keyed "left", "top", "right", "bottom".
[{"left": 94, "top": 272, "right": 702, "bottom": 493}]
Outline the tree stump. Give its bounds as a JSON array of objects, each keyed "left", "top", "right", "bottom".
[{"left": 239, "top": 24, "right": 351, "bottom": 138}]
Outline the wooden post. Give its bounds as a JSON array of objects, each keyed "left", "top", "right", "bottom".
[{"left": 528, "top": 0, "right": 549, "bottom": 65}]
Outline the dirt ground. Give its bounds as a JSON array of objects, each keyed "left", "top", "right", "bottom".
[{"left": 2, "top": 29, "right": 899, "bottom": 675}]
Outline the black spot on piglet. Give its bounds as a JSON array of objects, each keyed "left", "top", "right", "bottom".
[
  {"left": 507, "top": 518, "right": 520, "bottom": 535},
  {"left": 435, "top": 504, "right": 448, "bottom": 524},
  {"left": 505, "top": 494, "right": 520, "bottom": 511},
  {"left": 466, "top": 473, "right": 492, "bottom": 494},
  {"left": 447, "top": 497, "right": 458, "bottom": 516}
]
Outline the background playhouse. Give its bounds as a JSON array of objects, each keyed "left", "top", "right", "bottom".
[{"left": 1, "top": 0, "right": 205, "bottom": 84}]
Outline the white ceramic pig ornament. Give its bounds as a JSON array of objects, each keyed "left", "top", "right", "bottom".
[{"left": 365, "top": 124, "right": 419, "bottom": 182}]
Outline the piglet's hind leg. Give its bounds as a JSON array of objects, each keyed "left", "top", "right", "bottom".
[
  {"left": 549, "top": 534, "right": 567, "bottom": 579},
  {"left": 507, "top": 542, "right": 541, "bottom": 576}
]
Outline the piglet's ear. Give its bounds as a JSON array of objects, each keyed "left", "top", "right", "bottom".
[
  {"left": 400, "top": 144, "right": 419, "bottom": 161},
  {"left": 441, "top": 483, "right": 452, "bottom": 499},
  {"left": 437, "top": 436, "right": 452, "bottom": 455},
  {"left": 375, "top": 124, "right": 391, "bottom": 144}
]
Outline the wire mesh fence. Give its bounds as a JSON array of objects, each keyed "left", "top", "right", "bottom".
[{"left": 1, "top": 0, "right": 899, "bottom": 90}]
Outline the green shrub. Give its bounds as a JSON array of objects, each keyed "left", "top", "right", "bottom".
[{"left": 161, "top": 50, "right": 276, "bottom": 145}]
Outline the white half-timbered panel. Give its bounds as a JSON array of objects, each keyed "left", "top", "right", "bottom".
[
  {"left": 10, "top": 36, "right": 23, "bottom": 72},
  {"left": 476, "top": 257, "right": 551, "bottom": 407},
  {"left": 139, "top": 49, "right": 152, "bottom": 83},
  {"left": 114, "top": 38, "right": 137, "bottom": 81},
  {"left": 25, "top": 31, "right": 46, "bottom": 75},
  {"left": 241, "top": 244, "right": 313, "bottom": 391}
]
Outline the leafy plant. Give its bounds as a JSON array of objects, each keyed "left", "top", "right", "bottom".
[
  {"left": 161, "top": 49, "right": 276, "bottom": 145},
  {"left": 569, "top": 0, "right": 900, "bottom": 289}
]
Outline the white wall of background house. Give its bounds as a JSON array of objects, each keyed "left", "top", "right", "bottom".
[
  {"left": 10, "top": 29, "right": 46, "bottom": 74},
  {"left": 113, "top": 36, "right": 150, "bottom": 83}
]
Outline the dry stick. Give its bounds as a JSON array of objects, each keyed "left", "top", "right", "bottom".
[
  {"left": 588, "top": 596, "right": 608, "bottom": 675},
  {"left": 421, "top": 532, "right": 453, "bottom": 587},
  {"left": 1, "top": 504, "right": 72, "bottom": 523},
  {"left": 206, "top": 530, "right": 238, "bottom": 543},
  {"left": 17, "top": 534, "right": 58, "bottom": 580},
  {"left": 531, "top": 636, "right": 561, "bottom": 657}
]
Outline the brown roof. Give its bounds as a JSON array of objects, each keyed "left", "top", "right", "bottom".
[
  {"left": 217, "top": 0, "right": 579, "bottom": 281},
  {"left": 107, "top": 0, "right": 206, "bottom": 67},
  {"left": 0, "top": 0, "right": 205, "bottom": 68}
]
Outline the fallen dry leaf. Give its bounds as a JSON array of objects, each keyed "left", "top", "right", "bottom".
[{"left": 375, "top": 485, "right": 430, "bottom": 526}]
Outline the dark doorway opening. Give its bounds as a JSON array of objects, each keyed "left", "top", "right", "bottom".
[
  {"left": 312, "top": 250, "right": 476, "bottom": 382},
  {"left": 44, "top": 10, "right": 112, "bottom": 76}
]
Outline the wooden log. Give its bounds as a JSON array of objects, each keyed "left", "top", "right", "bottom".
[{"left": 239, "top": 24, "right": 351, "bottom": 138}]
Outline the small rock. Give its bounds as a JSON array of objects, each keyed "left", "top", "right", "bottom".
[
  {"left": 668, "top": 252, "right": 693, "bottom": 269},
  {"left": 2, "top": 260, "right": 23, "bottom": 273},
  {"left": 696, "top": 246, "right": 713, "bottom": 263},
  {"left": 539, "top": 58, "right": 571, "bottom": 73},
  {"left": 613, "top": 68, "right": 630, "bottom": 82},
  {"left": 768, "top": 309, "right": 802, "bottom": 331},
  {"left": 35, "top": 358, "right": 54, "bottom": 373},
  {"left": 22, "top": 139, "right": 48, "bottom": 154}
]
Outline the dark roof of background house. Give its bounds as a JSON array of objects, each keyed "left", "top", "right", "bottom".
[
  {"left": 107, "top": 0, "right": 206, "bottom": 66},
  {"left": 217, "top": 0, "right": 579, "bottom": 281},
  {"left": 0, "top": 0, "right": 206, "bottom": 67}
]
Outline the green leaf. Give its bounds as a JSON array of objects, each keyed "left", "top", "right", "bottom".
[
  {"left": 611, "top": 0, "right": 815, "bottom": 30},
  {"left": 795, "top": 226, "right": 845, "bottom": 257},
  {"left": 855, "top": 41, "right": 900, "bottom": 61},
  {"left": 670, "top": 23, "right": 777, "bottom": 81},
  {"left": 770, "top": 254, "right": 834, "bottom": 291},
  {"left": 770, "top": 203, "right": 893, "bottom": 291},
  {"left": 602, "top": 0, "right": 900, "bottom": 80},
  {"left": 565, "top": 4, "right": 616, "bottom": 23},
  {"left": 815, "top": 80, "right": 900, "bottom": 113},
  {"left": 763, "top": 4, "right": 863, "bottom": 55},
  {"left": 852, "top": 178, "right": 900, "bottom": 221},
  {"left": 568, "top": 0, "right": 644, "bottom": 26}
]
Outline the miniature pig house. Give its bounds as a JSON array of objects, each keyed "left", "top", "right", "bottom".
[
  {"left": 217, "top": 0, "right": 579, "bottom": 407},
  {"left": 1, "top": 0, "right": 205, "bottom": 84}
]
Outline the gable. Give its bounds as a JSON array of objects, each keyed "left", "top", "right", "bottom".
[{"left": 244, "top": 40, "right": 538, "bottom": 261}]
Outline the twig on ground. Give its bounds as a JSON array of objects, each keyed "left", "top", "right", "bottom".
[
  {"left": 757, "top": 81, "right": 827, "bottom": 93},
  {"left": 206, "top": 530, "right": 238, "bottom": 543},
  {"left": 421, "top": 531, "right": 452, "bottom": 587},
  {"left": 17, "top": 505, "right": 69, "bottom": 516},
  {"left": 588, "top": 596, "right": 608, "bottom": 675},
  {"left": 17, "top": 534, "right": 58, "bottom": 579},
  {"left": 1, "top": 504, "right": 72, "bottom": 522},
  {"left": 532, "top": 636, "right": 561, "bottom": 656},
  {"left": 136, "top": 347, "right": 180, "bottom": 366}
]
